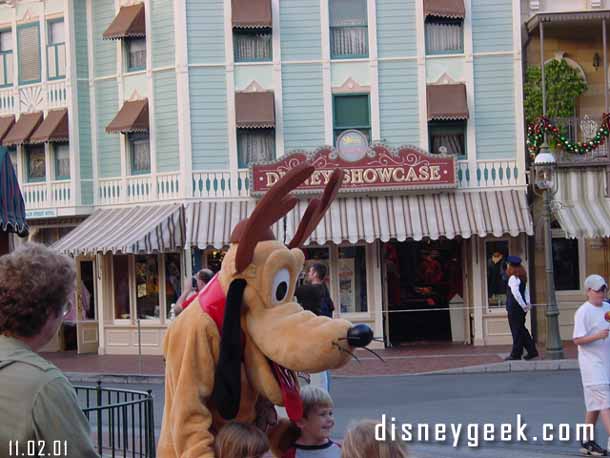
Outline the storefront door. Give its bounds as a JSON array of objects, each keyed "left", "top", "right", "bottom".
[
  {"left": 383, "top": 240, "right": 463, "bottom": 344},
  {"left": 75, "top": 258, "right": 99, "bottom": 354}
]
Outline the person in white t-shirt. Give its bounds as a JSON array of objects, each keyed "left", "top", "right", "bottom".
[{"left": 573, "top": 274, "right": 610, "bottom": 456}]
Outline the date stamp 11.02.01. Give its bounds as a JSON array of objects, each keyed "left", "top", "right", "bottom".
[{"left": 8, "top": 440, "right": 68, "bottom": 457}]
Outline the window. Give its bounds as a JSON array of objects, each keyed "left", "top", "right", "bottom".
[
  {"left": 47, "top": 19, "right": 66, "bottom": 80},
  {"left": 552, "top": 238, "right": 580, "bottom": 291},
  {"left": 333, "top": 94, "right": 370, "bottom": 143},
  {"left": 234, "top": 29, "right": 272, "bottom": 62},
  {"left": 25, "top": 144, "right": 45, "bottom": 182},
  {"left": 428, "top": 120, "right": 466, "bottom": 157},
  {"left": 135, "top": 255, "right": 160, "bottom": 320},
  {"left": 329, "top": 0, "right": 368, "bottom": 59},
  {"left": 425, "top": 17, "right": 463, "bottom": 54},
  {"left": 113, "top": 255, "right": 130, "bottom": 319},
  {"left": 54, "top": 143, "right": 70, "bottom": 179},
  {"left": 164, "top": 253, "right": 182, "bottom": 318},
  {"left": 18, "top": 23, "right": 41, "bottom": 84},
  {"left": 128, "top": 133, "right": 150, "bottom": 174},
  {"left": 301, "top": 247, "right": 330, "bottom": 288},
  {"left": 338, "top": 246, "right": 367, "bottom": 313},
  {"left": 0, "top": 30, "right": 13, "bottom": 86},
  {"left": 237, "top": 128, "right": 275, "bottom": 168},
  {"left": 485, "top": 240, "right": 509, "bottom": 308},
  {"left": 126, "top": 38, "right": 146, "bottom": 71}
]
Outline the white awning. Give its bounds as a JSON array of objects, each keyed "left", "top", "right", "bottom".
[
  {"left": 53, "top": 204, "right": 185, "bottom": 255},
  {"left": 554, "top": 168, "right": 610, "bottom": 239},
  {"left": 186, "top": 190, "right": 532, "bottom": 248}
]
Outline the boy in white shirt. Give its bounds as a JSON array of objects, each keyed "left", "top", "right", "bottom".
[{"left": 574, "top": 274, "right": 610, "bottom": 456}]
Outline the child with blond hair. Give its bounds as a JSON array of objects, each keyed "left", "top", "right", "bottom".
[
  {"left": 341, "top": 419, "right": 408, "bottom": 458},
  {"left": 214, "top": 421, "right": 269, "bottom": 458}
]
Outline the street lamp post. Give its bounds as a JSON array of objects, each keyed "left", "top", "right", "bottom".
[{"left": 533, "top": 148, "right": 564, "bottom": 360}]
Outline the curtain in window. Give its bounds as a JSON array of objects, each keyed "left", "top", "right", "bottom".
[
  {"left": 234, "top": 32, "right": 272, "bottom": 61},
  {"left": 26, "top": 145, "right": 45, "bottom": 180},
  {"left": 55, "top": 144, "right": 70, "bottom": 178},
  {"left": 129, "top": 39, "right": 146, "bottom": 68},
  {"left": 331, "top": 27, "right": 368, "bottom": 57},
  {"left": 237, "top": 129, "right": 274, "bottom": 168},
  {"left": 426, "top": 21, "right": 463, "bottom": 53},
  {"left": 18, "top": 24, "right": 41, "bottom": 82},
  {"left": 431, "top": 133, "right": 463, "bottom": 155},
  {"left": 132, "top": 139, "right": 150, "bottom": 173}
]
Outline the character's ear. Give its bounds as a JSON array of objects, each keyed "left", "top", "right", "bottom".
[{"left": 211, "top": 278, "right": 247, "bottom": 420}]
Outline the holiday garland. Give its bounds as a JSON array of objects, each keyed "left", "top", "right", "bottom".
[{"left": 527, "top": 113, "right": 610, "bottom": 158}]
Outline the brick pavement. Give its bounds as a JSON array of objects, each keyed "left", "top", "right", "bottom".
[{"left": 42, "top": 341, "right": 578, "bottom": 378}]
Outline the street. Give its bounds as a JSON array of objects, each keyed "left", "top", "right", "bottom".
[{"left": 86, "top": 370, "right": 595, "bottom": 458}]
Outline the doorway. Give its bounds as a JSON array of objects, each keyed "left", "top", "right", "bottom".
[
  {"left": 74, "top": 258, "right": 99, "bottom": 353},
  {"left": 384, "top": 239, "right": 463, "bottom": 344}
]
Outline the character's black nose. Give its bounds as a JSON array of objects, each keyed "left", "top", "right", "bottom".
[{"left": 347, "top": 324, "right": 373, "bottom": 347}]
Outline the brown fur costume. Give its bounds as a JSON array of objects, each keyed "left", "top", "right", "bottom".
[{"left": 158, "top": 164, "right": 372, "bottom": 457}]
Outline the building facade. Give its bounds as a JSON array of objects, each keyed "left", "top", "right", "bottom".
[
  {"left": 4, "top": 0, "right": 531, "bottom": 354},
  {"left": 523, "top": 0, "right": 610, "bottom": 345}
]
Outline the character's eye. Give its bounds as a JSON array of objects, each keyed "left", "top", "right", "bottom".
[{"left": 272, "top": 268, "right": 290, "bottom": 304}]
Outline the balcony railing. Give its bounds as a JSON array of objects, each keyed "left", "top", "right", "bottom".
[
  {"left": 97, "top": 173, "right": 181, "bottom": 206},
  {"left": 192, "top": 169, "right": 250, "bottom": 199},
  {"left": 456, "top": 160, "right": 521, "bottom": 189},
  {"left": 0, "top": 80, "right": 68, "bottom": 116},
  {"left": 22, "top": 180, "right": 73, "bottom": 210}
]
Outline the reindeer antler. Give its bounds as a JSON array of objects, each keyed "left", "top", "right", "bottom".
[
  {"left": 288, "top": 168, "right": 344, "bottom": 248},
  {"left": 235, "top": 163, "right": 315, "bottom": 273}
]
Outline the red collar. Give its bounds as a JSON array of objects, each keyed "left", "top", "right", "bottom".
[{"left": 199, "top": 275, "right": 245, "bottom": 349}]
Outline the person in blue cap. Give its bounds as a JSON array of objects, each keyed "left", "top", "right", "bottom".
[{"left": 504, "top": 255, "right": 539, "bottom": 361}]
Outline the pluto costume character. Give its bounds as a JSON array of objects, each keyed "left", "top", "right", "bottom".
[{"left": 158, "top": 164, "right": 373, "bottom": 458}]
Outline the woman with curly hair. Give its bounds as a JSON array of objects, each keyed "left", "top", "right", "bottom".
[{"left": 0, "top": 242, "right": 99, "bottom": 457}]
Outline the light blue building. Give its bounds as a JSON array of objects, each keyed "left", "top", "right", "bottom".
[{"left": 1, "top": 0, "right": 532, "bottom": 354}]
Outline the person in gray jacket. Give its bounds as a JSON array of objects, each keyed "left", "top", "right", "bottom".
[{"left": 0, "top": 242, "right": 99, "bottom": 458}]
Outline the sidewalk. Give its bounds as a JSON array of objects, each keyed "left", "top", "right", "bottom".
[{"left": 42, "top": 341, "right": 578, "bottom": 384}]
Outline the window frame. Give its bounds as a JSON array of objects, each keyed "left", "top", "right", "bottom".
[
  {"left": 428, "top": 119, "right": 467, "bottom": 158},
  {"left": 25, "top": 144, "right": 46, "bottom": 183},
  {"left": 329, "top": 0, "right": 369, "bottom": 60},
  {"left": 0, "top": 28, "right": 13, "bottom": 88},
  {"left": 128, "top": 132, "right": 151, "bottom": 175},
  {"left": 233, "top": 28, "right": 273, "bottom": 63},
  {"left": 53, "top": 142, "right": 70, "bottom": 180},
  {"left": 46, "top": 18, "right": 66, "bottom": 81},
  {"left": 424, "top": 16, "right": 464, "bottom": 56},
  {"left": 236, "top": 127, "right": 276, "bottom": 169},
  {"left": 125, "top": 37, "right": 147, "bottom": 73},
  {"left": 17, "top": 22, "right": 41, "bottom": 85},
  {"left": 332, "top": 93, "right": 371, "bottom": 144}
]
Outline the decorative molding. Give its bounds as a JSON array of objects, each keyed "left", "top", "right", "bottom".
[
  {"left": 333, "top": 77, "right": 370, "bottom": 94},
  {"left": 20, "top": 85, "right": 44, "bottom": 112},
  {"left": 19, "top": 8, "right": 36, "bottom": 22},
  {"left": 529, "top": 0, "right": 540, "bottom": 10},
  {"left": 432, "top": 72, "right": 458, "bottom": 85},
  {"left": 127, "top": 89, "right": 144, "bottom": 101},
  {"left": 119, "top": 0, "right": 142, "bottom": 6},
  {"left": 592, "top": 0, "right": 602, "bottom": 9},
  {"left": 242, "top": 80, "right": 266, "bottom": 93}
]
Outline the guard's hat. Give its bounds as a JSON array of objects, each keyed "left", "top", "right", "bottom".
[{"left": 506, "top": 255, "right": 522, "bottom": 266}]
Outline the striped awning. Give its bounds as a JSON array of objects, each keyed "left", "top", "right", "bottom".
[
  {"left": 185, "top": 190, "right": 532, "bottom": 248},
  {"left": 553, "top": 168, "right": 610, "bottom": 239},
  {"left": 53, "top": 204, "right": 185, "bottom": 255},
  {"left": 0, "top": 148, "right": 28, "bottom": 236}
]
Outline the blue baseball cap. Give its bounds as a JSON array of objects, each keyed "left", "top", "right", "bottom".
[{"left": 506, "top": 255, "right": 522, "bottom": 266}]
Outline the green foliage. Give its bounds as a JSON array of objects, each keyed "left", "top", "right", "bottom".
[{"left": 524, "top": 59, "right": 588, "bottom": 124}]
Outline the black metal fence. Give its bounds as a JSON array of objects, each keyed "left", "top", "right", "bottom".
[{"left": 75, "top": 382, "right": 156, "bottom": 458}]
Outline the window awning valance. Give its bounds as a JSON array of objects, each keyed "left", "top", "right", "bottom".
[
  {"left": 103, "top": 3, "right": 146, "bottom": 40},
  {"left": 235, "top": 92, "right": 275, "bottom": 128},
  {"left": 106, "top": 99, "right": 149, "bottom": 134},
  {"left": 424, "top": 0, "right": 465, "bottom": 19},
  {"left": 30, "top": 109, "right": 69, "bottom": 143},
  {"left": 3, "top": 112, "right": 43, "bottom": 146},
  {"left": 52, "top": 204, "right": 185, "bottom": 255},
  {"left": 427, "top": 83, "right": 469, "bottom": 121},
  {"left": 232, "top": 0, "right": 272, "bottom": 29}
]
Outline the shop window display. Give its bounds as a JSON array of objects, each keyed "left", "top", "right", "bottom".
[
  {"left": 338, "top": 246, "right": 367, "bottom": 313},
  {"left": 164, "top": 253, "right": 181, "bottom": 318},
  {"left": 135, "top": 255, "right": 160, "bottom": 319},
  {"left": 486, "top": 240, "right": 509, "bottom": 308},
  {"left": 113, "top": 255, "right": 130, "bottom": 320},
  {"left": 206, "top": 249, "right": 226, "bottom": 273},
  {"left": 552, "top": 238, "right": 580, "bottom": 291}
]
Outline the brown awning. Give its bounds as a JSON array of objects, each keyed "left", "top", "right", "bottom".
[
  {"left": 103, "top": 3, "right": 146, "bottom": 40},
  {"left": 30, "top": 109, "right": 69, "bottom": 144},
  {"left": 427, "top": 84, "right": 469, "bottom": 121},
  {"left": 235, "top": 92, "right": 275, "bottom": 128},
  {"left": 106, "top": 99, "right": 149, "bottom": 134},
  {"left": 424, "top": 0, "right": 465, "bottom": 19},
  {"left": 3, "top": 112, "right": 43, "bottom": 146},
  {"left": 232, "top": 0, "right": 272, "bottom": 28},
  {"left": 0, "top": 115, "right": 15, "bottom": 143}
]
